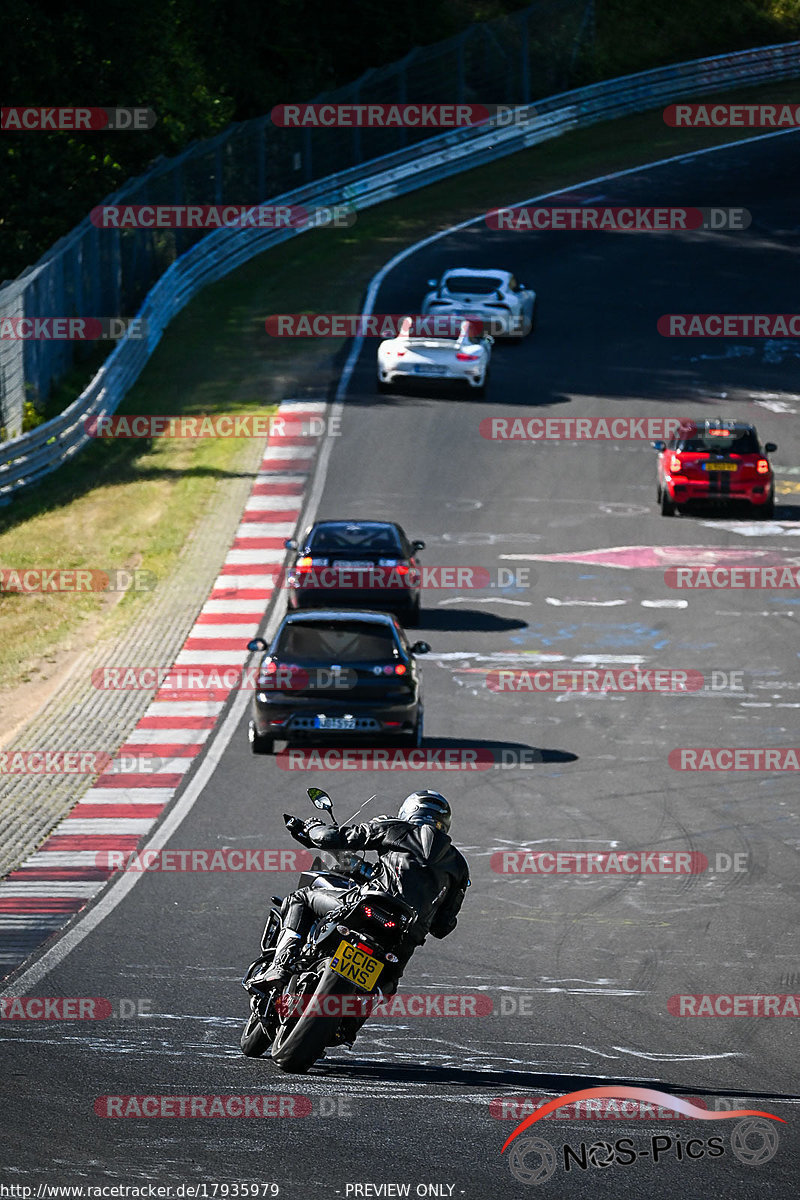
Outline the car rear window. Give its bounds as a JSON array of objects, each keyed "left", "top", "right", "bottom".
[
  {"left": 444, "top": 275, "right": 503, "bottom": 294},
  {"left": 308, "top": 524, "right": 403, "bottom": 553},
  {"left": 678, "top": 431, "right": 758, "bottom": 455},
  {"left": 275, "top": 621, "right": 399, "bottom": 662}
]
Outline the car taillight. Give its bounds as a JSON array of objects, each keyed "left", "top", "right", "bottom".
[
  {"left": 394, "top": 663, "right": 407, "bottom": 675},
  {"left": 357, "top": 941, "right": 374, "bottom": 954},
  {"left": 757, "top": 458, "right": 770, "bottom": 474},
  {"left": 669, "top": 454, "right": 682, "bottom": 473},
  {"left": 456, "top": 350, "right": 479, "bottom": 361},
  {"left": 261, "top": 660, "right": 277, "bottom": 675},
  {"left": 296, "top": 556, "right": 313, "bottom": 573}
]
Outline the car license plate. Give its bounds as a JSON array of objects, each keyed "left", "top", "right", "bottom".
[
  {"left": 414, "top": 364, "right": 447, "bottom": 375},
  {"left": 331, "top": 560, "right": 369, "bottom": 569},
  {"left": 329, "top": 939, "right": 384, "bottom": 991},
  {"left": 704, "top": 462, "right": 737, "bottom": 471},
  {"left": 314, "top": 716, "right": 356, "bottom": 730}
]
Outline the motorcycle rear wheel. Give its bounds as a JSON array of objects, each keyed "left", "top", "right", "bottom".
[{"left": 271, "top": 967, "right": 357, "bottom": 1074}]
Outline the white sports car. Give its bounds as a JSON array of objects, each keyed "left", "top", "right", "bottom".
[
  {"left": 421, "top": 268, "right": 536, "bottom": 339},
  {"left": 377, "top": 316, "right": 493, "bottom": 394}
]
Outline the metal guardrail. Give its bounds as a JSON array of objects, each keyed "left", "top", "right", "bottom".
[{"left": 2, "top": 40, "right": 799, "bottom": 498}]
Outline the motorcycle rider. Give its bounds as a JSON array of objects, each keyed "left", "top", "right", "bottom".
[{"left": 255, "top": 790, "right": 470, "bottom": 989}]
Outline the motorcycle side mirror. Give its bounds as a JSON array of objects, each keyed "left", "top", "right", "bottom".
[
  {"left": 307, "top": 787, "right": 334, "bottom": 814},
  {"left": 247, "top": 637, "right": 268, "bottom": 651},
  {"left": 411, "top": 640, "right": 431, "bottom": 655}
]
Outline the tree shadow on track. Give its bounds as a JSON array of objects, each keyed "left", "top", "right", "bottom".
[{"left": 311, "top": 1058, "right": 798, "bottom": 1103}]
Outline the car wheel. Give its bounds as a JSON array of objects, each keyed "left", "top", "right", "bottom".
[
  {"left": 403, "top": 712, "right": 424, "bottom": 748},
  {"left": 758, "top": 493, "right": 775, "bottom": 519},
  {"left": 378, "top": 378, "right": 391, "bottom": 394},
  {"left": 660, "top": 490, "right": 675, "bottom": 517},
  {"left": 248, "top": 720, "right": 274, "bottom": 755},
  {"left": 404, "top": 596, "right": 421, "bottom": 627},
  {"left": 473, "top": 370, "right": 489, "bottom": 397}
]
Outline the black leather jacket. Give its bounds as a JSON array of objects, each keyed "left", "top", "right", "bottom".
[{"left": 308, "top": 818, "right": 470, "bottom": 939}]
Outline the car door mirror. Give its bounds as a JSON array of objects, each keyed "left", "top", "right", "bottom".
[
  {"left": 652, "top": 441, "right": 666, "bottom": 451},
  {"left": 284, "top": 538, "right": 298, "bottom": 550},
  {"left": 411, "top": 539, "right": 426, "bottom": 552},
  {"left": 411, "top": 641, "right": 431, "bottom": 655},
  {"left": 247, "top": 638, "right": 268, "bottom": 652},
  {"left": 765, "top": 442, "right": 777, "bottom": 453}
]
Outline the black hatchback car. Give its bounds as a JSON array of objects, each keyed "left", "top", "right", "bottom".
[
  {"left": 246, "top": 610, "right": 429, "bottom": 754},
  {"left": 284, "top": 520, "right": 425, "bottom": 625}
]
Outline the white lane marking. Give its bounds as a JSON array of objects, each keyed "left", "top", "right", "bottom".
[
  {"left": 20, "top": 851, "right": 122, "bottom": 868},
  {"left": 199, "top": 601, "right": 267, "bottom": 616},
  {"left": 147, "top": 701, "right": 224, "bottom": 717},
  {"left": 437, "top": 597, "right": 532, "bottom": 606},
  {"left": 0, "top": 882, "right": 104, "bottom": 898},
  {"left": 173, "top": 649, "right": 244, "bottom": 666},
  {"left": 121, "top": 727, "right": 210, "bottom": 745},
  {"left": 186, "top": 623, "right": 260, "bottom": 639},
  {"left": 754, "top": 398, "right": 798, "bottom": 414},
  {"left": 49, "top": 819, "right": 155, "bottom": 835},
  {"left": 641, "top": 599, "right": 688, "bottom": 608},
  {"left": 546, "top": 598, "right": 628, "bottom": 607},
  {"left": 78, "top": 788, "right": 175, "bottom": 804},
  {"left": 699, "top": 521, "right": 800, "bottom": 537},
  {"left": 224, "top": 550, "right": 285, "bottom": 565},
  {"left": 234, "top": 522, "right": 296, "bottom": 538}
]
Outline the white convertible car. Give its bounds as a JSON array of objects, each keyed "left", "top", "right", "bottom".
[
  {"left": 377, "top": 316, "right": 493, "bottom": 394},
  {"left": 421, "top": 268, "right": 536, "bottom": 339}
]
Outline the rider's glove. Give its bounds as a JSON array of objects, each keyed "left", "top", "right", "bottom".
[{"left": 302, "top": 817, "right": 328, "bottom": 842}]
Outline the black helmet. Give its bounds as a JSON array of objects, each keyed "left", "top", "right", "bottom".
[{"left": 397, "top": 790, "right": 451, "bottom": 832}]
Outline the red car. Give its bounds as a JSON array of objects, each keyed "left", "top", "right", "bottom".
[{"left": 653, "top": 420, "right": 776, "bottom": 517}]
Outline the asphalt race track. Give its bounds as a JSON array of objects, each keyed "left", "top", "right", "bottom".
[{"left": 3, "top": 132, "right": 800, "bottom": 1197}]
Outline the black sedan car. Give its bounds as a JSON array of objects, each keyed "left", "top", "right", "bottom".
[
  {"left": 284, "top": 520, "right": 425, "bottom": 625},
  {"left": 246, "top": 610, "right": 429, "bottom": 754}
]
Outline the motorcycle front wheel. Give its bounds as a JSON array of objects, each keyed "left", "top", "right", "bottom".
[{"left": 240, "top": 1000, "right": 275, "bottom": 1057}]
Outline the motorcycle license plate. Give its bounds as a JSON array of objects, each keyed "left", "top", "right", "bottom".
[
  {"left": 329, "top": 939, "right": 384, "bottom": 991},
  {"left": 704, "top": 462, "right": 736, "bottom": 471}
]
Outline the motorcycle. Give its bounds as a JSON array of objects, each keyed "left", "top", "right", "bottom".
[{"left": 240, "top": 786, "right": 420, "bottom": 1073}]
